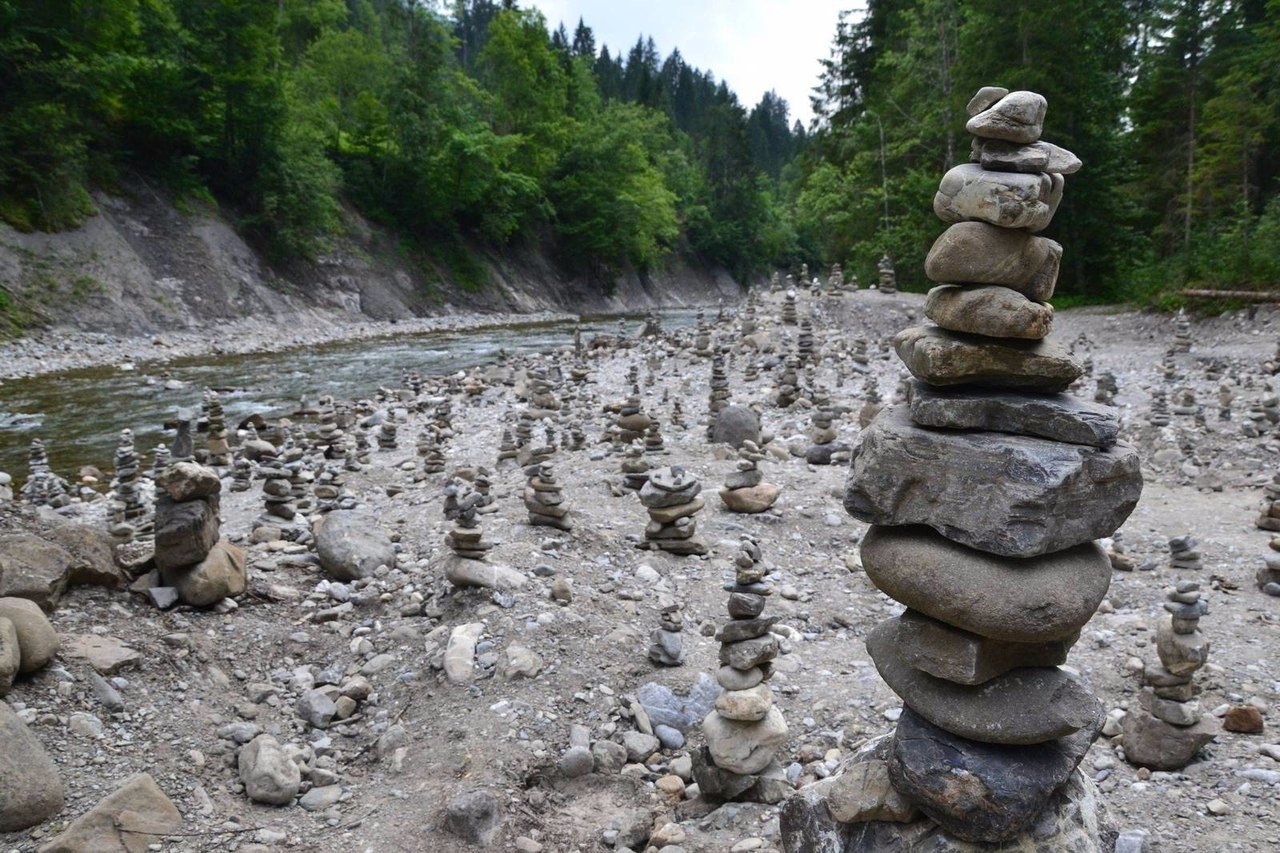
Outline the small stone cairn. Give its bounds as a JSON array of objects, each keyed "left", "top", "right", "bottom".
[
  {"left": 497, "top": 428, "right": 518, "bottom": 468},
  {"left": 1257, "top": 470, "right": 1280, "bottom": 531},
  {"left": 782, "top": 290, "right": 798, "bottom": 326},
  {"left": 171, "top": 409, "right": 196, "bottom": 462},
  {"left": 257, "top": 450, "right": 295, "bottom": 528},
  {"left": 859, "top": 378, "right": 884, "bottom": 428},
  {"left": 797, "top": 319, "right": 816, "bottom": 365},
  {"left": 376, "top": 417, "right": 398, "bottom": 450},
  {"left": 877, "top": 253, "right": 897, "bottom": 293},
  {"left": 1258, "top": 538, "right": 1280, "bottom": 595},
  {"left": 639, "top": 466, "right": 707, "bottom": 556},
  {"left": 719, "top": 441, "right": 779, "bottom": 514},
  {"left": 773, "top": 356, "right": 800, "bottom": 409},
  {"left": 1094, "top": 370, "right": 1118, "bottom": 405},
  {"left": 620, "top": 442, "right": 651, "bottom": 492},
  {"left": 1149, "top": 387, "right": 1172, "bottom": 427},
  {"left": 22, "top": 439, "right": 70, "bottom": 508},
  {"left": 444, "top": 479, "right": 493, "bottom": 560},
  {"left": 784, "top": 87, "right": 1140, "bottom": 849},
  {"left": 828, "top": 263, "right": 844, "bottom": 293},
  {"left": 851, "top": 337, "right": 870, "bottom": 368},
  {"left": 643, "top": 420, "right": 666, "bottom": 455},
  {"left": 1121, "top": 582, "right": 1216, "bottom": 769},
  {"left": 523, "top": 462, "right": 571, "bottom": 531},
  {"left": 417, "top": 429, "right": 446, "bottom": 475},
  {"left": 1218, "top": 383, "right": 1234, "bottom": 420},
  {"left": 1171, "top": 309, "right": 1192, "bottom": 353},
  {"left": 154, "top": 462, "right": 245, "bottom": 607},
  {"left": 1168, "top": 534, "right": 1203, "bottom": 571},
  {"left": 648, "top": 594, "right": 685, "bottom": 667},
  {"left": 152, "top": 444, "right": 171, "bottom": 479},
  {"left": 108, "top": 429, "right": 150, "bottom": 540},
  {"left": 693, "top": 536, "right": 789, "bottom": 803},
  {"left": 805, "top": 407, "right": 848, "bottom": 466},
  {"left": 204, "top": 391, "right": 231, "bottom": 465},
  {"left": 615, "top": 386, "right": 650, "bottom": 443},
  {"left": 1171, "top": 387, "right": 1198, "bottom": 416},
  {"left": 230, "top": 457, "right": 253, "bottom": 492},
  {"left": 693, "top": 311, "right": 713, "bottom": 357},
  {"left": 707, "top": 355, "right": 731, "bottom": 436}
]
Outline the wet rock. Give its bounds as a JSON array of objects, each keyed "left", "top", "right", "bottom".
[
  {"left": 846, "top": 409, "right": 1141, "bottom": 558},
  {"left": 908, "top": 382, "right": 1119, "bottom": 447},
  {"left": 37, "top": 773, "right": 181, "bottom": 853},
  {"left": 239, "top": 734, "right": 301, "bottom": 805},
  {"left": 314, "top": 511, "right": 394, "bottom": 581},
  {"left": 0, "top": 700, "right": 63, "bottom": 832}
]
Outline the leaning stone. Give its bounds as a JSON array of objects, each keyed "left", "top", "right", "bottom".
[
  {"left": 965, "top": 90, "right": 1048, "bottom": 144},
  {"left": 887, "top": 707, "right": 1098, "bottom": 843},
  {"left": 846, "top": 409, "right": 1141, "bottom": 558},
  {"left": 314, "top": 511, "right": 395, "bottom": 581},
  {"left": 894, "top": 325, "right": 1082, "bottom": 392},
  {"left": 894, "top": 610, "right": 1074, "bottom": 685},
  {"left": 934, "top": 165, "right": 1055, "bottom": 231},
  {"left": 37, "top": 773, "right": 181, "bottom": 853},
  {"left": 908, "top": 382, "right": 1119, "bottom": 447},
  {"left": 238, "top": 734, "right": 301, "bottom": 805},
  {"left": 444, "top": 558, "right": 527, "bottom": 591},
  {"left": 0, "top": 596, "right": 59, "bottom": 673},
  {"left": 1120, "top": 712, "right": 1218, "bottom": 771},
  {"left": 925, "top": 222, "right": 1062, "bottom": 301},
  {"left": 924, "top": 285, "right": 1053, "bottom": 340},
  {"left": 975, "top": 138, "right": 1082, "bottom": 175},
  {"left": 966, "top": 86, "right": 1009, "bottom": 117},
  {"left": 444, "top": 622, "right": 486, "bottom": 684},
  {"left": 703, "top": 707, "right": 788, "bottom": 775},
  {"left": 860, "top": 526, "right": 1110, "bottom": 642},
  {"left": 0, "top": 700, "right": 63, "bottom": 832},
  {"left": 867, "top": 621, "right": 1104, "bottom": 745},
  {"left": 826, "top": 735, "right": 919, "bottom": 823}
]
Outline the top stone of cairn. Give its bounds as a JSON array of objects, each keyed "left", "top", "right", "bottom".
[{"left": 965, "top": 90, "right": 1047, "bottom": 144}]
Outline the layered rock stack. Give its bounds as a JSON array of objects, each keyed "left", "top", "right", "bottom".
[
  {"left": 740, "top": 298, "right": 758, "bottom": 337},
  {"left": 829, "top": 263, "right": 844, "bottom": 293},
  {"left": 171, "top": 410, "right": 195, "bottom": 462},
  {"left": 154, "top": 462, "right": 246, "bottom": 607},
  {"left": 108, "top": 429, "right": 150, "bottom": 541},
  {"left": 671, "top": 399, "right": 686, "bottom": 430},
  {"left": 1121, "top": 582, "right": 1217, "bottom": 769},
  {"left": 615, "top": 387, "right": 650, "bottom": 443},
  {"left": 647, "top": 594, "right": 685, "bottom": 667},
  {"left": 525, "top": 368, "right": 560, "bottom": 418},
  {"left": 694, "top": 311, "right": 713, "bottom": 357},
  {"left": 851, "top": 337, "right": 870, "bottom": 368},
  {"left": 497, "top": 428, "right": 518, "bottom": 468},
  {"left": 1168, "top": 534, "right": 1203, "bottom": 571},
  {"left": 693, "top": 536, "right": 789, "bottom": 804},
  {"left": 1258, "top": 539, "right": 1280, "bottom": 595},
  {"left": 1258, "top": 470, "right": 1280, "bottom": 531},
  {"left": 1171, "top": 387, "right": 1198, "bottom": 416},
  {"left": 877, "top": 254, "right": 897, "bottom": 293},
  {"left": 797, "top": 319, "right": 816, "bottom": 365},
  {"left": 444, "top": 479, "right": 493, "bottom": 560},
  {"left": 376, "top": 418, "right": 398, "bottom": 450},
  {"left": 774, "top": 356, "right": 800, "bottom": 409},
  {"left": 1150, "top": 387, "right": 1172, "bottom": 427},
  {"left": 258, "top": 453, "right": 295, "bottom": 528},
  {"left": 22, "top": 439, "right": 69, "bottom": 508},
  {"left": 707, "top": 355, "right": 731, "bottom": 437},
  {"left": 639, "top": 466, "right": 707, "bottom": 556},
  {"left": 523, "top": 462, "right": 571, "bottom": 531},
  {"left": 1218, "top": 383, "right": 1234, "bottom": 420},
  {"left": 858, "top": 378, "right": 883, "bottom": 428},
  {"left": 784, "top": 87, "right": 1141, "bottom": 849},
  {"left": 1172, "top": 309, "right": 1193, "bottom": 353},
  {"left": 782, "top": 291, "right": 798, "bottom": 326},
  {"left": 805, "top": 407, "right": 848, "bottom": 466},
  {"left": 620, "top": 443, "right": 651, "bottom": 491},
  {"left": 719, "top": 441, "right": 779, "bottom": 514},
  {"left": 152, "top": 444, "right": 171, "bottom": 480},
  {"left": 743, "top": 360, "right": 760, "bottom": 382},
  {"left": 418, "top": 429, "right": 446, "bottom": 475},
  {"left": 644, "top": 420, "right": 666, "bottom": 455},
  {"left": 1095, "top": 370, "right": 1118, "bottom": 405},
  {"left": 315, "top": 397, "right": 344, "bottom": 457},
  {"left": 230, "top": 457, "right": 253, "bottom": 492},
  {"left": 204, "top": 391, "right": 231, "bottom": 465}
]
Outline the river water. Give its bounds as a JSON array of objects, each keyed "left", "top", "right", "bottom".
[{"left": 0, "top": 310, "right": 701, "bottom": 479}]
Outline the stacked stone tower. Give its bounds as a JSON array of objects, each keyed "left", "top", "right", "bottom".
[{"left": 783, "top": 87, "right": 1142, "bottom": 849}]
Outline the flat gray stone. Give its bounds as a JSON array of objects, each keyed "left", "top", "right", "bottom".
[
  {"left": 925, "top": 222, "right": 1062, "bottom": 301},
  {"left": 908, "top": 382, "right": 1119, "bottom": 447},
  {"left": 867, "top": 621, "right": 1103, "bottom": 745},
  {"left": 1120, "top": 712, "right": 1218, "bottom": 771},
  {"left": 965, "top": 90, "right": 1047, "bottom": 144},
  {"left": 845, "top": 408, "right": 1142, "bottom": 558},
  {"left": 894, "top": 610, "right": 1075, "bottom": 685},
  {"left": 924, "top": 285, "right": 1053, "bottom": 339},
  {"left": 888, "top": 707, "right": 1100, "bottom": 843},
  {"left": 895, "top": 326, "right": 1082, "bottom": 393},
  {"left": 974, "top": 138, "right": 1082, "bottom": 174},
  {"left": 934, "top": 165, "right": 1055, "bottom": 231},
  {"left": 860, "top": 525, "right": 1112, "bottom": 642}
]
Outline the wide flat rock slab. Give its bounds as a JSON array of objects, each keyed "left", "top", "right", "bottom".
[
  {"left": 909, "top": 382, "right": 1119, "bottom": 447},
  {"left": 888, "top": 707, "right": 1100, "bottom": 843},
  {"left": 894, "top": 609, "right": 1075, "bottom": 685},
  {"left": 845, "top": 407, "right": 1141, "bottom": 558},
  {"left": 859, "top": 525, "right": 1111, "bottom": 643},
  {"left": 895, "top": 326, "right": 1081, "bottom": 393},
  {"left": 867, "top": 621, "right": 1103, "bottom": 745}
]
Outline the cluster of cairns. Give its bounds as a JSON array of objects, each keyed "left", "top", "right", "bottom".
[
  {"left": 784, "top": 87, "right": 1141, "bottom": 850},
  {"left": 719, "top": 441, "right": 779, "bottom": 514},
  {"left": 523, "top": 462, "right": 571, "bottom": 531},
  {"left": 22, "top": 439, "right": 70, "bottom": 508},
  {"left": 693, "top": 536, "right": 789, "bottom": 804},
  {"left": 107, "top": 429, "right": 151, "bottom": 541},
  {"left": 638, "top": 466, "right": 707, "bottom": 556},
  {"left": 1122, "top": 583, "right": 1217, "bottom": 768},
  {"left": 150, "top": 461, "right": 246, "bottom": 609}
]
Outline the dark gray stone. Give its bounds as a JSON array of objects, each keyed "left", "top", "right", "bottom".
[
  {"left": 315, "top": 511, "right": 395, "bottom": 581},
  {"left": 908, "top": 382, "right": 1119, "bottom": 447},
  {"left": 153, "top": 495, "right": 219, "bottom": 572},
  {"left": 894, "top": 326, "right": 1081, "bottom": 393},
  {"left": 711, "top": 405, "right": 762, "bottom": 449},
  {"left": 443, "top": 788, "right": 501, "bottom": 847},
  {"left": 806, "top": 442, "right": 850, "bottom": 466},
  {"left": 845, "top": 407, "right": 1141, "bottom": 558},
  {"left": 888, "top": 707, "right": 1099, "bottom": 843},
  {"left": 866, "top": 622, "right": 1103, "bottom": 745},
  {"left": 895, "top": 610, "right": 1075, "bottom": 686},
  {"left": 974, "top": 139, "right": 1082, "bottom": 175}
]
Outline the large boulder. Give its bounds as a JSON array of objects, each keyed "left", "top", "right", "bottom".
[
  {"left": 37, "top": 773, "right": 181, "bottom": 853},
  {"left": 153, "top": 495, "right": 220, "bottom": 572},
  {"left": 314, "top": 511, "right": 395, "bottom": 581},
  {"left": 0, "top": 700, "right": 64, "bottom": 832},
  {"left": 845, "top": 407, "right": 1141, "bottom": 558},
  {"left": 0, "top": 507, "right": 122, "bottom": 609},
  {"left": 0, "top": 597, "right": 59, "bottom": 673},
  {"left": 710, "top": 405, "right": 762, "bottom": 448}
]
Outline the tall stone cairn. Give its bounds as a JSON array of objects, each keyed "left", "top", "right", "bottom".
[
  {"left": 204, "top": 390, "right": 231, "bottom": 465},
  {"left": 108, "top": 429, "right": 150, "bottom": 540},
  {"left": 782, "top": 87, "right": 1143, "bottom": 850}
]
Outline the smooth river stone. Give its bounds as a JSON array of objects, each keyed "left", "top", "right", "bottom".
[
  {"left": 894, "top": 610, "right": 1075, "bottom": 686},
  {"left": 846, "top": 408, "right": 1141, "bottom": 558},
  {"left": 866, "top": 622, "right": 1104, "bottom": 745},
  {"left": 966, "top": 86, "right": 1009, "bottom": 117},
  {"left": 965, "top": 90, "right": 1047, "bottom": 144},
  {"left": 973, "top": 138, "right": 1082, "bottom": 175},
  {"left": 895, "top": 325, "right": 1081, "bottom": 392},
  {"left": 925, "top": 222, "right": 1062, "bottom": 301},
  {"left": 924, "top": 284, "right": 1053, "bottom": 339},
  {"left": 908, "top": 381, "right": 1120, "bottom": 447},
  {"left": 934, "top": 164, "right": 1055, "bottom": 231},
  {"left": 859, "top": 525, "right": 1112, "bottom": 642},
  {"left": 888, "top": 707, "right": 1100, "bottom": 843}
]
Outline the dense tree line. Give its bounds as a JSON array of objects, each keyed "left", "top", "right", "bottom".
[
  {"left": 0, "top": 0, "right": 804, "bottom": 286},
  {"left": 794, "top": 0, "right": 1280, "bottom": 301}
]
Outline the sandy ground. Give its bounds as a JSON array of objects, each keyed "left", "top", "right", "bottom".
[{"left": 2, "top": 288, "right": 1279, "bottom": 853}]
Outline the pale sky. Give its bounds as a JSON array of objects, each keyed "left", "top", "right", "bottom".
[{"left": 525, "top": 0, "right": 858, "bottom": 127}]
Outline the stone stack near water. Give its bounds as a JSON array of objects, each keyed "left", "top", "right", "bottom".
[
  {"left": 108, "top": 429, "right": 150, "bottom": 541},
  {"left": 154, "top": 462, "right": 246, "bottom": 607},
  {"left": 693, "top": 536, "right": 789, "bottom": 804},
  {"left": 204, "top": 391, "right": 231, "bottom": 465},
  {"left": 783, "top": 87, "right": 1141, "bottom": 850},
  {"left": 639, "top": 466, "right": 707, "bottom": 556},
  {"left": 523, "top": 462, "right": 571, "bottom": 531},
  {"left": 444, "top": 479, "right": 493, "bottom": 560},
  {"left": 1122, "top": 582, "right": 1217, "bottom": 769},
  {"left": 22, "top": 439, "right": 70, "bottom": 508},
  {"left": 782, "top": 291, "right": 798, "bottom": 326}
]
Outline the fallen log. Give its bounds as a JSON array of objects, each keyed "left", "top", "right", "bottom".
[{"left": 1180, "top": 289, "right": 1280, "bottom": 302}]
